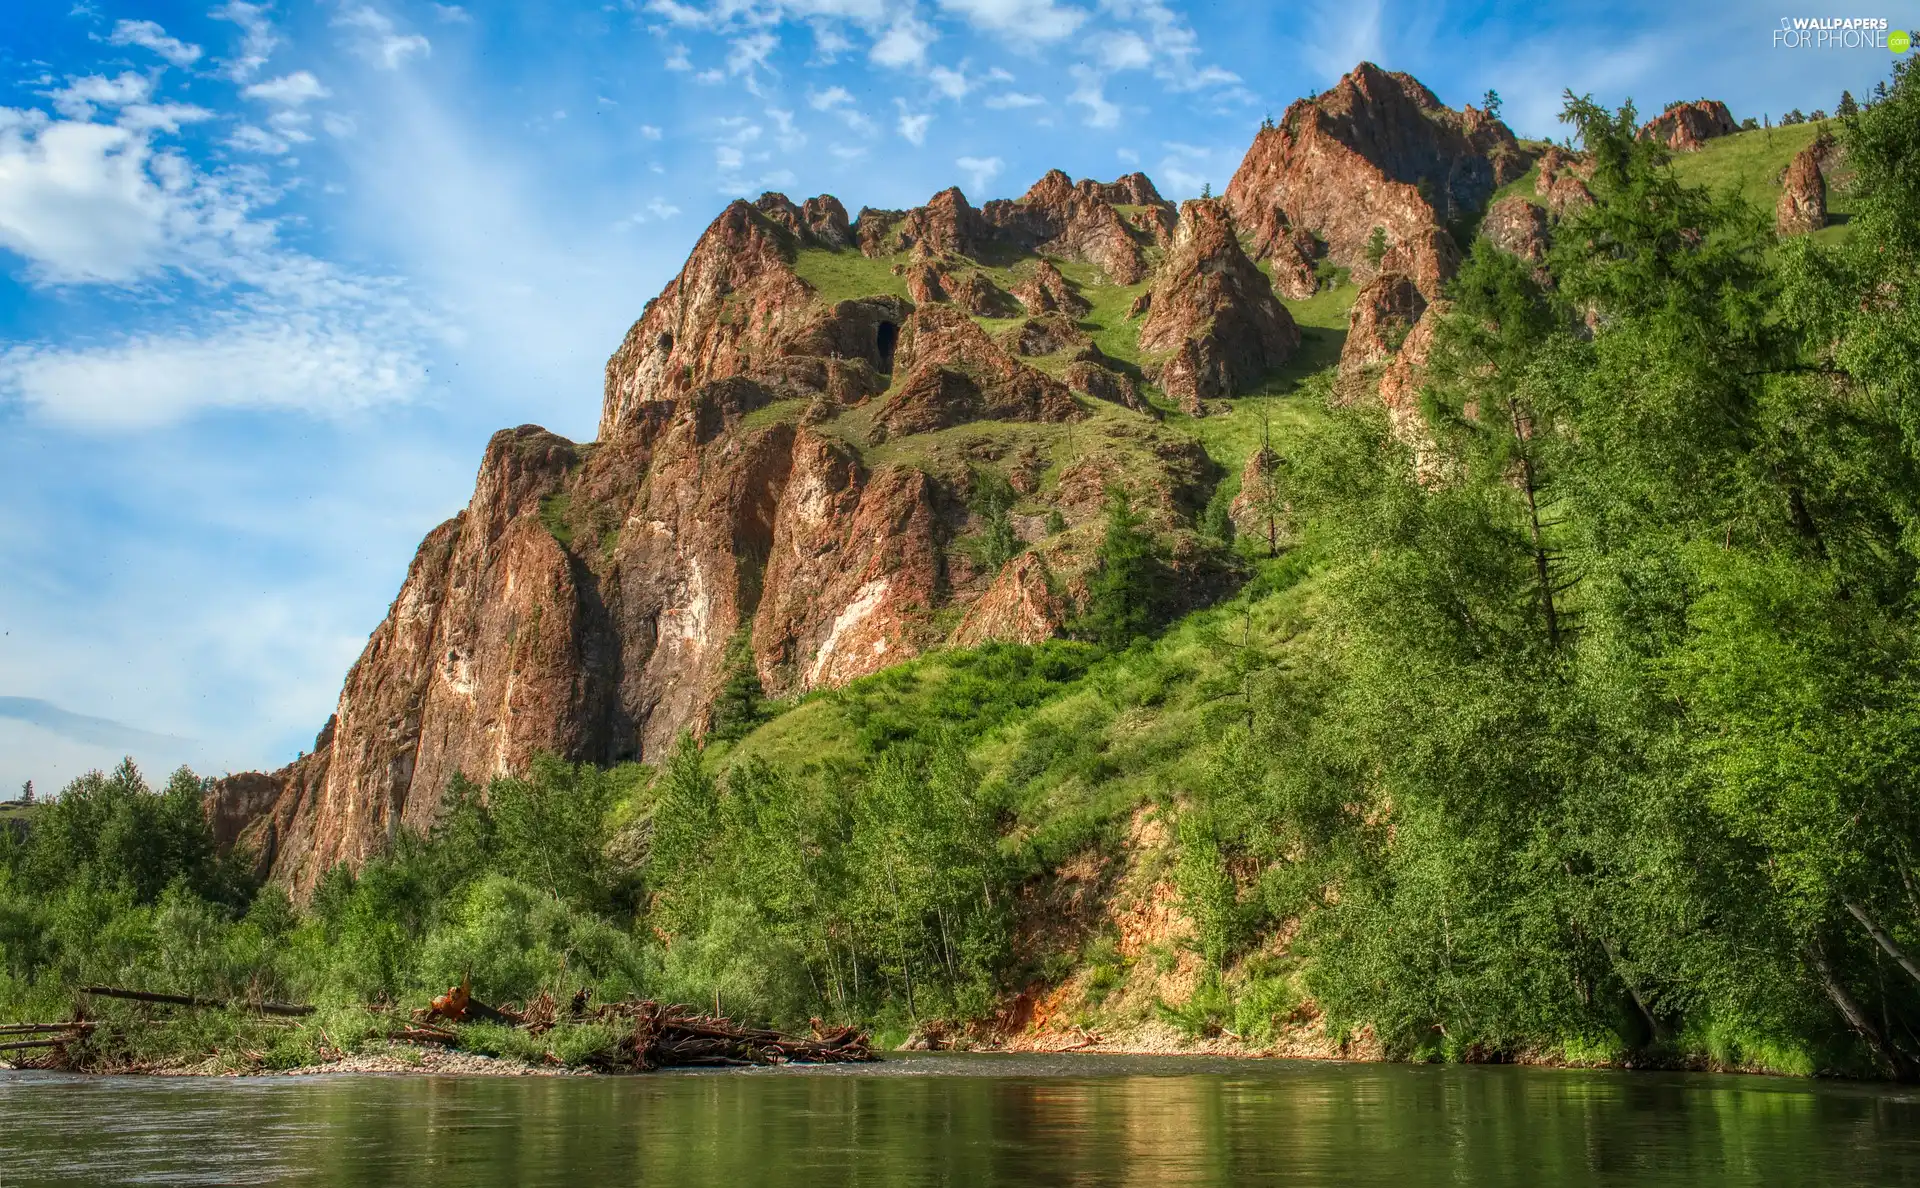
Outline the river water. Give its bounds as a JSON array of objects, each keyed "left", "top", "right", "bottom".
[{"left": 3, "top": 1053, "right": 1917, "bottom": 1186}]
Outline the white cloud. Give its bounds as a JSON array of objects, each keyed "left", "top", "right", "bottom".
[
  {"left": 767, "top": 107, "right": 804, "bottom": 150},
  {"left": 811, "top": 22, "right": 853, "bottom": 61},
  {"left": 665, "top": 44, "right": 693, "bottom": 71},
  {"left": 323, "top": 113, "right": 357, "bottom": 138},
  {"left": 1116, "top": 146, "right": 1139, "bottom": 163},
  {"left": 716, "top": 144, "right": 745, "bottom": 170},
  {"left": 728, "top": 31, "right": 778, "bottom": 76},
  {"left": 243, "top": 71, "right": 332, "bottom": 106},
  {"left": 0, "top": 320, "right": 426, "bottom": 429},
  {"left": 1068, "top": 65, "right": 1119, "bottom": 127},
  {"left": 871, "top": 16, "right": 936, "bottom": 68},
  {"left": 1088, "top": 30, "right": 1152, "bottom": 70},
  {"left": 640, "top": 124, "right": 664, "bottom": 139},
  {"left": 49, "top": 73, "right": 153, "bottom": 121},
  {"left": 228, "top": 124, "right": 291, "bottom": 154},
  {"left": 956, "top": 154, "right": 1002, "bottom": 192},
  {"left": 432, "top": 3, "right": 472, "bottom": 21},
  {"left": 695, "top": 68, "right": 726, "bottom": 84},
  {"left": 622, "top": 197, "right": 681, "bottom": 226},
  {"left": 936, "top": 0, "right": 1086, "bottom": 40},
  {"left": 0, "top": 116, "right": 167, "bottom": 283},
  {"left": 117, "top": 104, "right": 215, "bottom": 134},
  {"left": 211, "top": 1, "right": 280, "bottom": 81},
  {"left": 810, "top": 85, "right": 854, "bottom": 110},
  {"left": 334, "top": 7, "right": 433, "bottom": 70},
  {"left": 895, "top": 100, "right": 931, "bottom": 144},
  {"left": 984, "top": 91, "right": 1044, "bottom": 108},
  {"left": 830, "top": 143, "right": 868, "bottom": 160},
  {"left": 107, "top": 20, "right": 203, "bottom": 67},
  {"left": 929, "top": 64, "right": 972, "bottom": 99}
]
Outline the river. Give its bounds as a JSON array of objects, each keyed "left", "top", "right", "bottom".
[{"left": 3, "top": 1054, "right": 1917, "bottom": 1185}]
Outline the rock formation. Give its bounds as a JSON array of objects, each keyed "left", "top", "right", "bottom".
[
  {"left": 1138, "top": 199, "right": 1299, "bottom": 411},
  {"left": 1776, "top": 135, "right": 1830, "bottom": 236},
  {"left": 1481, "top": 197, "right": 1548, "bottom": 263},
  {"left": 210, "top": 169, "right": 1224, "bottom": 895},
  {"left": 1638, "top": 100, "right": 1737, "bottom": 152},
  {"left": 1224, "top": 62, "right": 1532, "bottom": 300},
  {"left": 1340, "top": 272, "right": 1427, "bottom": 372}
]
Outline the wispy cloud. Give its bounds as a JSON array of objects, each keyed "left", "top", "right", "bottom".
[{"left": 106, "top": 19, "right": 202, "bottom": 67}]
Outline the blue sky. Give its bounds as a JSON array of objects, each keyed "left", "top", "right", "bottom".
[{"left": 0, "top": 0, "right": 1906, "bottom": 794}]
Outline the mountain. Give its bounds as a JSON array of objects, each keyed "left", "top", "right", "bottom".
[{"left": 204, "top": 64, "right": 1723, "bottom": 897}]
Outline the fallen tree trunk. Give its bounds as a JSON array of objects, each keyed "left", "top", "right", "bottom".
[{"left": 79, "top": 986, "right": 314, "bottom": 1017}]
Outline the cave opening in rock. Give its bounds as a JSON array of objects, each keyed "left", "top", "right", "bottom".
[
  {"left": 656, "top": 332, "right": 674, "bottom": 354},
  {"left": 876, "top": 320, "right": 898, "bottom": 372}
]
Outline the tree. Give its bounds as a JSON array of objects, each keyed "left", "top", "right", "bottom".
[
  {"left": 1481, "top": 88, "right": 1502, "bottom": 120},
  {"left": 1364, "top": 225, "right": 1389, "bottom": 268},
  {"left": 1783, "top": 108, "right": 1807, "bottom": 125},
  {"left": 18, "top": 781, "right": 31, "bottom": 806},
  {"left": 1837, "top": 90, "right": 1859, "bottom": 118},
  {"left": 1076, "top": 486, "right": 1168, "bottom": 646},
  {"left": 1810, "top": 109, "right": 1829, "bottom": 122},
  {"left": 1200, "top": 181, "right": 1212, "bottom": 200}
]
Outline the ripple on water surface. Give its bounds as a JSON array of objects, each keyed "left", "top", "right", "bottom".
[{"left": 4, "top": 1054, "right": 1920, "bottom": 1186}]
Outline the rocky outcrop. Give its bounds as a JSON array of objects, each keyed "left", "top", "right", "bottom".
[
  {"left": 951, "top": 552, "right": 1069, "bottom": 646},
  {"left": 873, "top": 305, "right": 1083, "bottom": 439},
  {"left": 1064, "top": 360, "right": 1152, "bottom": 415},
  {"left": 1776, "top": 137, "right": 1829, "bottom": 236},
  {"left": 1638, "top": 100, "right": 1737, "bottom": 152},
  {"left": 906, "top": 258, "right": 1019, "bottom": 316},
  {"left": 1011, "top": 259, "right": 1090, "bottom": 318},
  {"left": 205, "top": 151, "right": 1280, "bottom": 895},
  {"left": 1340, "top": 272, "right": 1427, "bottom": 372},
  {"left": 1229, "top": 446, "right": 1286, "bottom": 548},
  {"left": 1224, "top": 62, "right": 1531, "bottom": 299},
  {"left": 1139, "top": 199, "right": 1299, "bottom": 409},
  {"left": 982, "top": 170, "right": 1160, "bottom": 284},
  {"left": 1481, "top": 196, "right": 1551, "bottom": 273}
]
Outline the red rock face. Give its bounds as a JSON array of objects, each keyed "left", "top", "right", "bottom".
[
  {"left": 206, "top": 170, "right": 1227, "bottom": 894},
  {"left": 1776, "top": 137, "right": 1829, "bottom": 235},
  {"left": 1011, "top": 259, "right": 1091, "bottom": 318},
  {"left": 1340, "top": 272, "right": 1427, "bottom": 372},
  {"left": 1224, "top": 61, "right": 1531, "bottom": 300},
  {"left": 952, "top": 552, "right": 1068, "bottom": 646},
  {"left": 1139, "top": 199, "right": 1299, "bottom": 409},
  {"left": 1481, "top": 196, "right": 1551, "bottom": 275},
  {"left": 1638, "top": 100, "right": 1737, "bottom": 152}
]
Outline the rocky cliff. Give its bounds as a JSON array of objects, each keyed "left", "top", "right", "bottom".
[
  {"left": 1224, "top": 62, "right": 1532, "bottom": 300},
  {"left": 210, "top": 62, "right": 1538, "bottom": 896},
  {"left": 1638, "top": 99, "right": 1737, "bottom": 151}
]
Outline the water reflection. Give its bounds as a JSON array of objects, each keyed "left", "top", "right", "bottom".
[{"left": 3, "top": 1055, "right": 1918, "bottom": 1186}]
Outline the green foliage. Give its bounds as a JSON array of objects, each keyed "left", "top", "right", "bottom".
[
  {"left": 709, "top": 631, "right": 770, "bottom": 742},
  {"left": 959, "top": 467, "right": 1022, "bottom": 573},
  {"left": 1364, "top": 226, "right": 1388, "bottom": 268},
  {"left": 1076, "top": 486, "right": 1172, "bottom": 646},
  {"left": 538, "top": 492, "right": 574, "bottom": 546}
]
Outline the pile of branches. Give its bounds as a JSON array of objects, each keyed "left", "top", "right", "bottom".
[
  {"left": 582, "top": 1000, "right": 873, "bottom": 1071},
  {"left": 416, "top": 980, "right": 873, "bottom": 1070}
]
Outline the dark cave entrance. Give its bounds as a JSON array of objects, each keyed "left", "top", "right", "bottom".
[{"left": 876, "top": 320, "right": 898, "bottom": 373}]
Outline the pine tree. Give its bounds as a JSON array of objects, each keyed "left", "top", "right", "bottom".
[
  {"left": 1364, "top": 225, "right": 1389, "bottom": 268},
  {"left": 1077, "top": 486, "right": 1168, "bottom": 646},
  {"left": 1838, "top": 90, "right": 1859, "bottom": 118},
  {"left": 1200, "top": 181, "right": 1212, "bottom": 200},
  {"left": 18, "top": 780, "right": 31, "bottom": 806},
  {"left": 1481, "top": 88, "right": 1502, "bottom": 120}
]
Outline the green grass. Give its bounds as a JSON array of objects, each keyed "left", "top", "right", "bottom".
[
  {"left": 1491, "top": 123, "right": 1855, "bottom": 243},
  {"left": 792, "top": 247, "right": 912, "bottom": 303},
  {"left": 740, "top": 397, "right": 809, "bottom": 429},
  {"left": 1050, "top": 259, "right": 1151, "bottom": 366},
  {"left": 538, "top": 493, "right": 574, "bottom": 546}
]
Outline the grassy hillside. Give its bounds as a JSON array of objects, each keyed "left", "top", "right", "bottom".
[{"left": 1492, "top": 120, "right": 1853, "bottom": 243}]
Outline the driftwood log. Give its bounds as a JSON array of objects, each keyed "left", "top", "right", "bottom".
[{"left": 80, "top": 986, "right": 315, "bottom": 1017}]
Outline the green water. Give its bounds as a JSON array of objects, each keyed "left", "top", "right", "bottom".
[{"left": 3, "top": 1054, "right": 1918, "bottom": 1185}]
